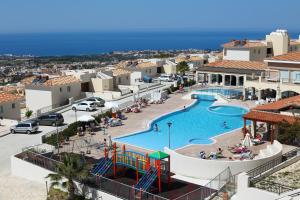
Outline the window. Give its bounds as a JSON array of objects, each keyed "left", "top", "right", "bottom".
[
  {"left": 0, "top": 106, "right": 3, "bottom": 113},
  {"left": 67, "top": 86, "right": 71, "bottom": 92},
  {"left": 60, "top": 87, "right": 63, "bottom": 92},
  {"left": 258, "top": 49, "right": 261, "bottom": 54},
  {"left": 12, "top": 103, "right": 15, "bottom": 109},
  {"left": 253, "top": 49, "right": 257, "bottom": 54},
  {"left": 224, "top": 49, "right": 227, "bottom": 56},
  {"left": 126, "top": 76, "right": 129, "bottom": 80},
  {"left": 149, "top": 69, "right": 152, "bottom": 73},
  {"left": 118, "top": 77, "right": 121, "bottom": 83}
]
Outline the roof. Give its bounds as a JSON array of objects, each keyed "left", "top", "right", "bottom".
[
  {"left": 244, "top": 110, "right": 297, "bottom": 124},
  {"left": 205, "top": 60, "right": 266, "bottom": 71},
  {"left": 223, "top": 40, "right": 266, "bottom": 48},
  {"left": 290, "top": 40, "right": 300, "bottom": 46},
  {"left": 29, "top": 76, "right": 80, "bottom": 87},
  {"left": 112, "top": 68, "right": 131, "bottom": 76},
  {"left": 266, "top": 52, "right": 300, "bottom": 63},
  {"left": 0, "top": 92, "right": 23, "bottom": 104},
  {"left": 136, "top": 62, "right": 157, "bottom": 69},
  {"left": 255, "top": 95, "right": 300, "bottom": 111},
  {"left": 149, "top": 151, "right": 169, "bottom": 160}
]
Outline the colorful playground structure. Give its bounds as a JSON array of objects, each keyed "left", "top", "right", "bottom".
[{"left": 91, "top": 143, "right": 171, "bottom": 193}]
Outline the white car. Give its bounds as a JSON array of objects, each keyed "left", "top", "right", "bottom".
[
  {"left": 72, "top": 101, "right": 97, "bottom": 112},
  {"left": 10, "top": 121, "right": 39, "bottom": 134},
  {"left": 158, "top": 74, "right": 172, "bottom": 82},
  {"left": 85, "top": 97, "right": 105, "bottom": 107}
]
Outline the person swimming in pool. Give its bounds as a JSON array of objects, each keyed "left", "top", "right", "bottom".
[
  {"left": 154, "top": 123, "right": 159, "bottom": 132},
  {"left": 223, "top": 121, "right": 228, "bottom": 129}
]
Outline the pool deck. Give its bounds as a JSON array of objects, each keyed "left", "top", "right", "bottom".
[{"left": 67, "top": 90, "right": 292, "bottom": 160}]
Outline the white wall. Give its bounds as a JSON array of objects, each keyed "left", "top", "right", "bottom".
[
  {"left": 11, "top": 156, "right": 121, "bottom": 200},
  {"left": 224, "top": 49, "right": 250, "bottom": 61},
  {"left": 164, "top": 141, "right": 282, "bottom": 180},
  {"left": 51, "top": 83, "right": 82, "bottom": 107},
  {"left": 25, "top": 89, "right": 52, "bottom": 112}
]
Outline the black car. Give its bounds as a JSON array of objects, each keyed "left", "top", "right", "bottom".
[{"left": 37, "top": 113, "right": 64, "bottom": 126}]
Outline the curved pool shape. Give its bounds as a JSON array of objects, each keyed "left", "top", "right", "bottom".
[
  {"left": 208, "top": 105, "right": 248, "bottom": 117},
  {"left": 115, "top": 95, "right": 249, "bottom": 151}
]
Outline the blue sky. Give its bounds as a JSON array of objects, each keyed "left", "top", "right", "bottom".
[{"left": 0, "top": 0, "right": 299, "bottom": 33}]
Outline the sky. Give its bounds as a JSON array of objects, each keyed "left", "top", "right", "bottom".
[{"left": 0, "top": 0, "right": 299, "bottom": 34}]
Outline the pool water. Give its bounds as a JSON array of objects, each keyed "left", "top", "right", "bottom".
[
  {"left": 115, "top": 95, "right": 249, "bottom": 151},
  {"left": 198, "top": 88, "right": 242, "bottom": 97},
  {"left": 208, "top": 105, "right": 248, "bottom": 116}
]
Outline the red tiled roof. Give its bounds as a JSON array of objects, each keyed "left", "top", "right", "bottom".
[
  {"left": 255, "top": 95, "right": 300, "bottom": 111},
  {"left": 44, "top": 76, "right": 80, "bottom": 86},
  {"left": 223, "top": 40, "right": 266, "bottom": 48},
  {"left": 244, "top": 110, "right": 297, "bottom": 124},
  {"left": 0, "top": 92, "right": 23, "bottom": 104},
  {"left": 206, "top": 60, "right": 266, "bottom": 71},
  {"left": 267, "top": 52, "right": 300, "bottom": 62}
]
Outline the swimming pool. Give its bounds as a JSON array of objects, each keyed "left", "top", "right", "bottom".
[
  {"left": 115, "top": 95, "right": 249, "bottom": 151},
  {"left": 197, "top": 88, "right": 242, "bottom": 98}
]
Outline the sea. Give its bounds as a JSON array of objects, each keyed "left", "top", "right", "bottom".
[{"left": 0, "top": 31, "right": 299, "bottom": 57}]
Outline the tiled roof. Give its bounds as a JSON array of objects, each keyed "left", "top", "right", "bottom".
[
  {"left": 44, "top": 76, "right": 80, "bottom": 86},
  {"left": 244, "top": 110, "right": 297, "bottom": 124},
  {"left": 206, "top": 60, "right": 266, "bottom": 71},
  {"left": 290, "top": 40, "right": 300, "bottom": 46},
  {"left": 0, "top": 92, "right": 23, "bottom": 104},
  {"left": 136, "top": 62, "right": 157, "bottom": 69},
  {"left": 267, "top": 52, "right": 300, "bottom": 62},
  {"left": 255, "top": 95, "right": 300, "bottom": 111},
  {"left": 21, "top": 76, "right": 35, "bottom": 85},
  {"left": 112, "top": 68, "right": 131, "bottom": 76},
  {"left": 223, "top": 40, "right": 266, "bottom": 48}
]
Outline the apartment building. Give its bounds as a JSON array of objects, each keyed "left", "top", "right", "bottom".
[
  {"left": 25, "top": 75, "right": 81, "bottom": 112},
  {"left": 196, "top": 60, "right": 266, "bottom": 87},
  {"left": 244, "top": 52, "right": 300, "bottom": 100},
  {"left": 223, "top": 29, "right": 300, "bottom": 61},
  {"left": 0, "top": 92, "right": 23, "bottom": 120}
]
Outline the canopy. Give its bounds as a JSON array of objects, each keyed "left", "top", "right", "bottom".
[
  {"left": 242, "top": 133, "right": 253, "bottom": 147},
  {"left": 149, "top": 151, "right": 169, "bottom": 160},
  {"left": 77, "top": 115, "right": 95, "bottom": 122}
]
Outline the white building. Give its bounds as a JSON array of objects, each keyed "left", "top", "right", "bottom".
[
  {"left": 223, "top": 29, "right": 300, "bottom": 61},
  {"left": 25, "top": 75, "right": 82, "bottom": 112},
  {"left": 0, "top": 92, "right": 23, "bottom": 120}
]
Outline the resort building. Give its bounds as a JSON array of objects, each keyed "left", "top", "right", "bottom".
[
  {"left": 223, "top": 29, "right": 300, "bottom": 61},
  {"left": 162, "top": 60, "right": 177, "bottom": 75},
  {"left": 0, "top": 92, "right": 23, "bottom": 120},
  {"left": 25, "top": 75, "right": 82, "bottom": 112},
  {"left": 61, "top": 69, "right": 97, "bottom": 92},
  {"left": 196, "top": 60, "right": 266, "bottom": 87},
  {"left": 244, "top": 52, "right": 300, "bottom": 100}
]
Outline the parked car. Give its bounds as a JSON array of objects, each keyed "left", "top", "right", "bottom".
[
  {"left": 36, "top": 113, "right": 64, "bottom": 126},
  {"left": 158, "top": 74, "right": 172, "bottom": 82},
  {"left": 85, "top": 97, "right": 105, "bottom": 107},
  {"left": 72, "top": 101, "right": 97, "bottom": 112},
  {"left": 10, "top": 121, "right": 39, "bottom": 134}
]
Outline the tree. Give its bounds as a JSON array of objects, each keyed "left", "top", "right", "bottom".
[
  {"left": 278, "top": 119, "right": 300, "bottom": 146},
  {"left": 47, "top": 153, "right": 89, "bottom": 200},
  {"left": 25, "top": 110, "right": 33, "bottom": 119},
  {"left": 176, "top": 61, "right": 189, "bottom": 75}
]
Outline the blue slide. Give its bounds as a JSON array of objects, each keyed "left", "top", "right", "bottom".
[
  {"left": 135, "top": 167, "right": 158, "bottom": 191},
  {"left": 92, "top": 158, "right": 113, "bottom": 176}
]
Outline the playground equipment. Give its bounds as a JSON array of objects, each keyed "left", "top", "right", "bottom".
[{"left": 91, "top": 143, "right": 171, "bottom": 193}]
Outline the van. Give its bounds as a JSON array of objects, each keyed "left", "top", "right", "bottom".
[
  {"left": 37, "top": 113, "right": 64, "bottom": 126},
  {"left": 10, "top": 121, "right": 39, "bottom": 134}
]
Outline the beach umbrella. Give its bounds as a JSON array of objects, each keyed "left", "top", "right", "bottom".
[
  {"left": 242, "top": 133, "right": 253, "bottom": 147},
  {"left": 77, "top": 115, "right": 95, "bottom": 122}
]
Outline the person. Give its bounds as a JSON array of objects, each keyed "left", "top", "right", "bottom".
[
  {"left": 154, "top": 123, "right": 159, "bottom": 132},
  {"left": 223, "top": 121, "right": 228, "bottom": 129},
  {"left": 103, "top": 138, "right": 107, "bottom": 147},
  {"left": 217, "top": 147, "right": 223, "bottom": 155},
  {"left": 183, "top": 106, "right": 186, "bottom": 111}
]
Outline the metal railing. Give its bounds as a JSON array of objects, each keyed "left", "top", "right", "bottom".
[
  {"left": 254, "top": 180, "right": 296, "bottom": 195},
  {"left": 173, "top": 167, "right": 233, "bottom": 200},
  {"left": 247, "top": 147, "right": 300, "bottom": 182}
]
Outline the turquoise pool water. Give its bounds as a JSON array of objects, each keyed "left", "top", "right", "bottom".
[
  {"left": 198, "top": 88, "right": 242, "bottom": 98},
  {"left": 115, "top": 95, "right": 248, "bottom": 150}
]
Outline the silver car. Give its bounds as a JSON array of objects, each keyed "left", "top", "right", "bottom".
[{"left": 10, "top": 121, "right": 39, "bottom": 134}]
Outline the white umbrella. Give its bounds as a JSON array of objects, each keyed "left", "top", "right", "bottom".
[
  {"left": 242, "top": 133, "right": 253, "bottom": 147},
  {"left": 77, "top": 115, "right": 95, "bottom": 122}
]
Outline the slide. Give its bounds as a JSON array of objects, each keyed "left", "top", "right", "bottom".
[
  {"left": 93, "top": 158, "right": 113, "bottom": 176},
  {"left": 135, "top": 167, "right": 158, "bottom": 191}
]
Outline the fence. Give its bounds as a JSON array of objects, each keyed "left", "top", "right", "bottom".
[
  {"left": 173, "top": 167, "right": 233, "bottom": 200},
  {"left": 247, "top": 147, "right": 300, "bottom": 183},
  {"left": 254, "top": 180, "right": 296, "bottom": 195}
]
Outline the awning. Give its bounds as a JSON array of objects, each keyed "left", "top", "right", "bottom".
[
  {"left": 243, "top": 110, "right": 297, "bottom": 124},
  {"left": 149, "top": 151, "right": 169, "bottom": 160}
]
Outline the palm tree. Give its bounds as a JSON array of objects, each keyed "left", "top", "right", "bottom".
[{"left": 47, "top": 153, "right": 89, "bottom": 200}]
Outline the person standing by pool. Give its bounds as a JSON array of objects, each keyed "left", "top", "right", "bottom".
[{"left": 154, "top": 123, "right": 159, "bottom": 132}]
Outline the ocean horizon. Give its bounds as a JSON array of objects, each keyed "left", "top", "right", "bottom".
[{"left": 0, "top": 30, "right": 299, "bottom": 57}]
